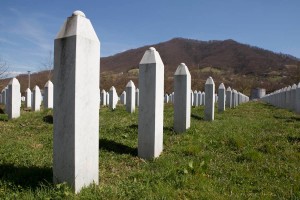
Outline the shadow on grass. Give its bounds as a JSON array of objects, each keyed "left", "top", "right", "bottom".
[
  {"left": 287, "top": 136, "right": 300, "bottom": 144},
  {"left": 43, "top": 115, "right": 53, "bottom": 124},
  {"left": 99, "top": 138, "right": 137, "bottom": 156},
  {"left": 191, "top": 113, "right": 204, "bottom": 121},
  {"left": 0, "top": 108, "right": 5, "bottom": 114},
  {"left": 128, "top": 124, "right": 138, "bottom": 129},
  {"left": 273, "top": 115, "right": 300, "bottom": 122},
  {"left": 0, "top": 164, "right": 52, "bottom": 189}
]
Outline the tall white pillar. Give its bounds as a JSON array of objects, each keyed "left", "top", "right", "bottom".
[
  {"left": 7, "top": 78, "right": 21, "bottom": 119},
  {"left": 174, "top": 63, "right": 191, "bottom": 133},
  {"left": 44, "top": 80, "right": 54, "bottom": 109},
  {"left": 53, "top": 10, "right": 100, "bottom": 193},
  {"left": 138, "top": 47, "right": 164, "bottom": 159},
  {"left": 126, "top": 80, "right": 136, "bottom": 113},
  {"left": 204, "top": 77, "right": 215, "bottom": 121},
  {"left": 218, "top": 83, "right": 225, "bottom": 113}
]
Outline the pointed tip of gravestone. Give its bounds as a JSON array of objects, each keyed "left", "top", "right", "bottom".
[
  {"left": 226, "top": 87, "right": 232, "bottom": 91},
  {"left": 126, "top": 80, "right": 135, "bottom": 87},
  {"left": 174, "top": 63, "right": 190, "bottom": 75},
  {"left": 33, "top": 85, "right": 40, "bottom": 91},
  {"left": 101, "top": 89, "right": 106, "bottom": 93},
  {"left": 122, "top": 91, "right": 126, "bottom": 94},
  {"left": 72, "top": 10, "right": 86, "bottom": 17},
  {"left": 194, "top": 90, "right": 197, "bottom": 93},
  {"left": 287, "top": 86, "right": 291, "bottom": 90},
  {"left": 292, "top": 84, "right": 297, "bottom": 89},
  {"left": 56, "top": 10, "right": 99, "bottom": 42},
  {"left": 139, "top": 47, "right": 163, "bottom": 65},
  {"left": 205, "top": 76, "right": 214, "bottom": 84},
  {"left": 136, "top": 88, "right": 139, "bottom": 91},
  {"left": 8, "top": 78, "right": 20, "bottom": 85},
  {"left": 26, "top": 88, "right": 31, "bottom": 92},
  {"left": 110, "top": 86, "right": 115, "bottom": 91},
  {"left": 218, "top": 83, "right": 225, "bottom": 89},
  {"left": 44, "top": 80, "right": 53, "bottom": 87}
]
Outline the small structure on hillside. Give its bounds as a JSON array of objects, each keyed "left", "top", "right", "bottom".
[{"left": 251, "top": 88, "right": 266, "bottom": 99}]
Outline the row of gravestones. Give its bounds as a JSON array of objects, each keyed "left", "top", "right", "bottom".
[
  {"left": 101, "top": 77, "right": 249, "bottom": 121},
  {"left": 261, "top": 82, "right": 300, "bottom": 114},
  {"left": 0, "top": 79, "right": 54, "bottom": 119},
  {"left": 1, "top": 11, "right": 250, "bottom": 193}
]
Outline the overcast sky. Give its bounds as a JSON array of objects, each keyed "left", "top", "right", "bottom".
[{"left": 0, "top": 0, "right": 299, "bottom": 76}]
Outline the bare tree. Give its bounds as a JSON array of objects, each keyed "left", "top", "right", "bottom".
[
  {"left": 0, "top": 57, "right": 9, "bottom": 88},
  {"left": 40, "top": 50, "right": 54, "bottom": 80},
  {"left": 0, "top": 57, "right": 9, "bottom": 79}
]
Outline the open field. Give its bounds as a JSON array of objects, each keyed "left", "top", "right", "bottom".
[{"left": 0, "top": 101, "right": 299, "bottom": 199}]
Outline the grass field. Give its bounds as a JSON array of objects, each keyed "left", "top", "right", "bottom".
[{"left": 0, "top": 101, "right": 299, "bottom": 199}]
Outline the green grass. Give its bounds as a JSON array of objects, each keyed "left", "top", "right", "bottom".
[{"left": 0, "top": 102, "right": 299, "bottom": 199}]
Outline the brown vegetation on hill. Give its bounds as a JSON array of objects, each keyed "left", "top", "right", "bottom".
[{"left": 1, "top": 38, "right": 299, "bottom": 95}]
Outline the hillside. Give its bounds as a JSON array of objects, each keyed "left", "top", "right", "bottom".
[{"left": 1, "top": 38, "right": 299, "bottom": 95}]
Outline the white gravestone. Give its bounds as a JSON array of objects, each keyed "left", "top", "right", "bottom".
[
  {"left": 126, "top": 80, "right": 136, "bottom": 113},
  {"left": 120, "top": 91, "right": 126, "bottom": 105},
  {"left": 32, "top": 86, "right": 41, "bottom": 111},
  {"left": 106, "top": 92, "right": 109, "bottom": 106},
  {"left": 174, "top": 63, "right": 191, "bottom": 133},
  {"left": 226, "top": 87, "right": 232, "bottom": 108},
  {"left": 7, "top": 78, "right": 21, "bottom": 119},
  {"left": 44, "top": 80, "right": 54, "bottom": 109},
  {"left": 218, "top": 83, "right": 225, "bottom": 113},
  {"left": 202, "top": 92, "right": 205, "bottom": 106},
  {"left": 193, "top": 90, "right": 198, "bottom": 106},
  {"left": 138, "top": 47, "right": 164, "bottom": 159},
  {"left": 197, "top": 91, "right": 202, "bottom": 106},
  {"left": 100, "top": 89, "right": 106, "bottom": 106},
  {"left": 286, "top": 86, "right": 291, "bottom": 110},
  {"left": 136, "top": 88, "right": 139, "bottom": 107},
  {"left": 190, "top": 90, "right": 194, "bottom": 106},
  {"left": 291, "top": 84, "right": 297, "bottom": 111},
  {"left": 164, "top": 94, "right": 169, "bottom": 103},
  {"left": 204, "top": 77, "right": 215, "bottom": 121},
  {"left": 296, "top": 83, "right": 300, "bottom": 114},
  {"left": 109, "top": 86, "right": 118, "bottom": 110},
  {"left": 25, "top": 88, "right": 32, "bottom": 108},
  {"left": 53, "top": 10, "right": 100, "bottom": 193}
]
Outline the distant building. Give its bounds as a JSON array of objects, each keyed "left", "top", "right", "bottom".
[{"left": 251, "top": 88, "right": 266, "bottom": 99}]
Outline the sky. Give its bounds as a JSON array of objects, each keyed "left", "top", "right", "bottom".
[{"left": 0, "top": 0, "right": 299, "bottom": 76}]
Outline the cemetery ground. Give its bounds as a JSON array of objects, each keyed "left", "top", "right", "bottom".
[{"left": 0, "top": 101, "right": 299, "bottom": 199}]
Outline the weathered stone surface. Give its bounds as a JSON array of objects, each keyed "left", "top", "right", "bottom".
[
  {"left": 53, "top": 11, "right": 99, "bottom": 193},
  {"left": 204, "top": 77, "right": 215, "bottom": 121},
  {"left": 44, "top": 80, "right": 54, "bottom": 109},
  {"left": 7, "top": 78, "right": 21, "bottom": 119},
  {"left": 218, "top": 83, "right": 225, "bottom": 113},
  {"left": 138, "top": 47, "right": 164, "bottom": 159},
  {"left": 126, "top": 80, "right": 136, "bottom": 113},
  {"left": 174, "top": 63, "right": 191, "bottom": 133}
]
